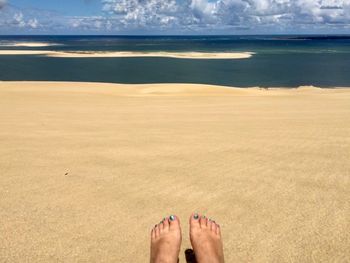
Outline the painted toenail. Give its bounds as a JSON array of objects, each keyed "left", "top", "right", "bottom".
[
  {"left": 169, "top": 215, "right": 176, "bottom": 221},
  {"left": 193, "top": 213, "right": 199, "bottom": 219}
]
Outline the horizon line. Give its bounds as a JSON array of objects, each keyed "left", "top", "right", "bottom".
[{"left": 1, "top": 34, "right": 350, "bottom": 37}]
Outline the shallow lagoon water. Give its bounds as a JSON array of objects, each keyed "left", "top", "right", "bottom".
[{"left": 0, "top": 35, "right": 350, "bottom": 87}]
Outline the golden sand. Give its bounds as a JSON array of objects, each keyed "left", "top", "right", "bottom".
[
  {"left": 0, "top": 50, "right": 50, "bottom": 55},
  {"left": 0, "top": 82, "right": 349, "bottom": 262},
  {"left": 0, "top": 50, "right": 253, "bottom": 59}
]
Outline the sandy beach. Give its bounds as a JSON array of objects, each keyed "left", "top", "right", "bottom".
[
  {"left": 0, "top": 81, "right": 349, "bottom": 262},
  {"left": 0, "top": 50, "right": 253, "bottom": 59}
]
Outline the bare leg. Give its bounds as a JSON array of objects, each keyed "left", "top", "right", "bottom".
[
  {"left": 150, "top": 215, "right": 182, "bottom": 263},
  {"left": 189, "top": 213, "right": 224, "bottom": 263}
]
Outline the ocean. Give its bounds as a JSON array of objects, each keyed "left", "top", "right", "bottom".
[{"left": 0, "top": 35, "right": 350, "bottom": 87}]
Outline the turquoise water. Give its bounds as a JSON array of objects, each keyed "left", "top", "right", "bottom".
[{"left": 0, "top": 35, "right": 350, "bottom": 87}]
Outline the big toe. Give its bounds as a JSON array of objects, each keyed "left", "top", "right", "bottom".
[
  {"left": 190, "top": 213, "right": 201, "bottom": 229},
  {"left": 169, "top": 215, "right": 181, "bottom": 231}
]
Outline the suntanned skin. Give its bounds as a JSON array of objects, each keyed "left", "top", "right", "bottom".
[
  {"left": 150, "top": 214, "right": 224, "bottom": 263},
  {"left": 150, "top": 216, "right": 182, "bottom": 263},
  {"left": 189, "top": 213, "right": 225, "bottom": 263}
]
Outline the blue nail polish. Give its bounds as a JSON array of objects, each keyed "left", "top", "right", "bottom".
[
  {"left": 169, "top": 215, "right": 176, "bottom": 221},
  {"left": 193, "top": 213, "right": 199, "bottom": 220}
]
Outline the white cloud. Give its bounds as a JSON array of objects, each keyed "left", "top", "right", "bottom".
[
  {"left": 0, "top": 5, "right": 54, "bottom": 33},
  {"left": 101, "top": 0, "right": 350, "bottom": 32},
  {"left": 102, "top": 0, "right": 181, "bottom": 28},
  {"left": 28, "top": 18, "right": 39, "bottom": 28},
  {"left": 8, "top": 12, "right": 40, "bottom": 29},
  {"left": 13, "top": 12, "right": 26, "bottom": 27},
  {"left": 69, "top": 16, "right": 109, "bottom": 31},
  {"left": 1, "top": 0, "right": 350, "bottom": 33}
]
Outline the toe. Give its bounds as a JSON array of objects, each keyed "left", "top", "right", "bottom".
[
  {"left": 189, "top": 213, "right": 201, "bottom": 229},
  {"left": 158, "top": 219, "right": 164, "bottom": 233},
  {"left": 162, "top": 217, "right": 170, "bottom": 230},
  {"left": 154, "top": 224, "right": 160, "bottom": 238},
  {"left": 151, "top": 228, "right": 156, "bottom": 240},
  {"left": 210, "top": 220, "right": 217, "bottom": 233},
  {"left": 216, "top": 224, "right": 221, "bottom": 236},
  {"left": 200, "top": 215, "right": 208, "bottom": 228},
  {"left": 169, "top": 215, "right": 180, "bottom": 231}
]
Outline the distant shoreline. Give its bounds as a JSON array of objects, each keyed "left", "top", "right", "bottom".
[
  {"left": 0, "top": 81, "right": 348, "bottom": 91},
  {"left": 0, "top": 42, "right": 60, "bottom": 47}
]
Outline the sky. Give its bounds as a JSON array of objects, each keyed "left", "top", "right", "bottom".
[{"left": 0, "top": 0, "right": 350, "bottom": 34}]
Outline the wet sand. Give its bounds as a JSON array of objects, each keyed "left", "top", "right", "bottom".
[{"left": 0, "top": 82, "right": 349, "bottom": 262}]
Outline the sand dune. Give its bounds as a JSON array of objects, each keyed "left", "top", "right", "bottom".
[
  {"left": 0, "top": 50, "right": 253, "bottom": 59},
  {"left": 0, "top": 82, "right": 349, "bottom": 262}
]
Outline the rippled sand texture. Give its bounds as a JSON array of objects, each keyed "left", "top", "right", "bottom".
[{"left": 0, "top": 82, "right": 349, "bottom": 262}]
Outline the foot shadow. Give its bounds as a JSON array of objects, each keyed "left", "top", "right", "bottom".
[{"left": 185, "top": 248, "right": 197, "bottom": 263}]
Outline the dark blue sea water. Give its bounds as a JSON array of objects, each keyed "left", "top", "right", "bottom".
[{"left": 0, "top": 35, "right": 350, "bottom": 87}]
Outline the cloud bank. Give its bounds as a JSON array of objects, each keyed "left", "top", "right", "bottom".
[
  {"left": 1, "top": 0, "right": 350, "bottom": 33},
  {"left": 0, "top": 0, "right": 6, "bottom": 9},
  {"left": 101, "top": 0, "right": 350, "bottom": 30}
]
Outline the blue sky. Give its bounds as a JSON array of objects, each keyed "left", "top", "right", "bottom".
[
  {"left": 1, "top": 0, "right": 350, "bottom": 34},
  {"left": 10, "top": 0, "right": 102, "bottom": 16}
]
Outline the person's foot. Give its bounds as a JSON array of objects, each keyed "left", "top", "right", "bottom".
[
  {"left": 189, "top": 213, "right": 225, "bottom": 263},
  {"left": 150, "top": 215, "right": 182, "bottom": 263}
]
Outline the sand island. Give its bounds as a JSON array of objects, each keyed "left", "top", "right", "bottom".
[{"left": 0, "top": 50, "right": 254, "bottom": 59}]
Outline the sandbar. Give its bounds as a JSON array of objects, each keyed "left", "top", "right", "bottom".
[
  {"left": 0, "top": 42, "right": 59, "bottom": 47},
  {"left": 0, "top": 50, "right": 254, "bottom": 59}
]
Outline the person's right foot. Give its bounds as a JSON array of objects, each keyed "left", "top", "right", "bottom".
[
  {"left": 150, "top": 215, "right": 181, "bottom": 263},
  {"left": 189, "top": 213, "right": 224, "bottom": 263}
]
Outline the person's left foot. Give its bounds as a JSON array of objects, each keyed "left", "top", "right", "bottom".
[{"left": 150, "top": 215, "right": 182, "bottom": 263}]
